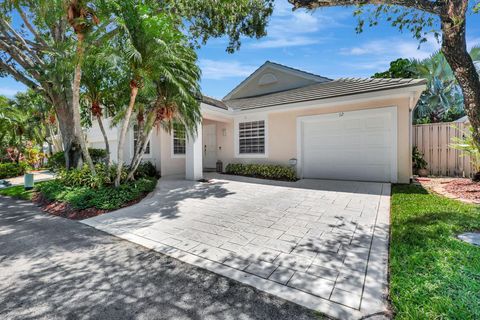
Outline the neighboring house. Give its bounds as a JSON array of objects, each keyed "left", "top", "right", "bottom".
[{"left": 86, "top": 61, "right": 426, "bottom": 183}]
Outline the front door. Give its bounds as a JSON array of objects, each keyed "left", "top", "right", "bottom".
[{"left": 203, "top": 124, "right": 217, "bottom": 169}]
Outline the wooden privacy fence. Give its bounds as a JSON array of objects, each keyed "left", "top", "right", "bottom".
[{"left": 413, "top": 122, "right": 474, "bottom": 177}]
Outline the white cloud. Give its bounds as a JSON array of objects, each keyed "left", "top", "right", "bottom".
[
  {"left": 251, "top": 36, "right": 320, "bottom": 49},
  {"left": 199, "top": 59, "right": 257, "bottom": 80},
  {"left": 250, "top": 3, "right": 347, "bottom": 49},
  {"left": 468, "top": 37, "right": 480, "bottom": 50},
  {"left": 0, "top": 87, "right": 23, "bottom": 97},
  {"left": 341, "top": 37, "right": 440, "bottom": 60}
]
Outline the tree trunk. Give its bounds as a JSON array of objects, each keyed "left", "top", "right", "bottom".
[
  {"left": 96, "top": 114, "right": 110, "bottom": 167},
  {"left": 72, "top": 33, "right": 96, "bottom": 173},
  {"left": 127, "top": 125, "right": 153, "bottom": 181},
  {"left": 53, "top": 93, "right": 83, "bottom": 169},
  {"left": 115, "top": 81, "right": 139, "bottom": 187},
  {"left": 441, "top": 12, "right": 480, "bottom": 168}
]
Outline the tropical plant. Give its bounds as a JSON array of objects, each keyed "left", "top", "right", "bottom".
[
  {"left": 450, "top": 126, "right": 480, "bottom": 181},
  {"left": 412, "top": 146, "right": 428, "bottom": 172},
  {"left": 412, "top": 52, "right": 465, "bottom": 123},
  {"left": 126, "top": 43, "right": 202, "bottom": 181},
  {"left": 81, "top": 45, "right": 129, "bottom": 167}
]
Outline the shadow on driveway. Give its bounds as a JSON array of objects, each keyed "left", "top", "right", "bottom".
[{"left": 0, "top": 197, "right": 319, "bottom": 320}]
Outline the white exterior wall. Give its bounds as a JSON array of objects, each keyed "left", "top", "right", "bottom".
[{"left": 86, "top": 117, "right": 161, "bottom": 172}]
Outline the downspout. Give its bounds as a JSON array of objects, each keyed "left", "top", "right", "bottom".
[{"left": 408, "top": 92, "right": 416, "bottom": 183}]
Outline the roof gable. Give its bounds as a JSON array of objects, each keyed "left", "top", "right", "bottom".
[{"left": 223, "top": 61, "right": 331, "bottom": 100}]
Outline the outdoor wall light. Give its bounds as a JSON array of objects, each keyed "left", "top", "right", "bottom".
[
  {"left": 222, "top": 128, "right": 227, "bottom": 136},
  {"left": 288, "top": 158, "right": 297, "bottom": 166}
]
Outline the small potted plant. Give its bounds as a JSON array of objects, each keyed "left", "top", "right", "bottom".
[{"left": 412, "top": 146, "right": 428, "bottom": 177}]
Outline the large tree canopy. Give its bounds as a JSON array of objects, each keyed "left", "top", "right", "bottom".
[{"left": 0, "top": 0, "right": 274, "bottom": 174}]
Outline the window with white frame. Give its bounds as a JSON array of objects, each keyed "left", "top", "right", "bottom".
[
  {"left": 238, "top": 120, "right": 265, "bottom": 154},
  {"left": 173, "top": 125, "right": 186, "bottom": 155},
  {"left": 133, "top": 124, "right": 150, "bottom": 154}
]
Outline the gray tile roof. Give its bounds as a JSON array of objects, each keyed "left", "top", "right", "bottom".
[
  {"left": 224, "top": 77, "right": 426, "bottom": 111},
  {"left": 201, "top": 95, "right": 227, "bottom": 110}
]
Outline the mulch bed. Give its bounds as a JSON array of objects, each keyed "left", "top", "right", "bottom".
[
  {"left": 416, "top": 177, "right": 480, "bottom": 204},
  {"left": 32, "top": 192, "right": 148, "bottom": 220}
]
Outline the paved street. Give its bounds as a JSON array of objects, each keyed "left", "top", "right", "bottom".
[
  {"left": 0, "top": 196, "right": 318, "bottom": 320},
  {"left": 84, "top": 174, "right": 391, "bottom": 319}
]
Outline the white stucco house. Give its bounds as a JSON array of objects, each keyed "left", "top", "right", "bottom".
[{"left": 86, "top": 61, "right": 426, "bottom": 183}]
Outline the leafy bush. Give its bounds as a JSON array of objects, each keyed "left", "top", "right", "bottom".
[
  {"left": 133, "top": 161, "right": 159, "bottom": 179},
  {"left": 450, "top": 126, "right": 480, "bottom": 180},
  {"left": 46, "top": 148, "right": 108, "bottom": 172},
  {"left": 225, "top": 163, "right": 297, "bottom": 181},
  {"left": 412, "top": 146, "right": 428, "bottom": 171},
  {"left": 58, "top": 164, "right": 127, "bottom": 188},
  {"left": 36, "top": 177, "right": 157, "bottom": 210},
  {"left": 0, "top": 161, "right": 31, "bottom": 179}
]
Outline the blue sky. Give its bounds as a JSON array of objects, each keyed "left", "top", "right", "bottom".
[{"left": 1, "top": 1, "right": 480, "bottom": 99}]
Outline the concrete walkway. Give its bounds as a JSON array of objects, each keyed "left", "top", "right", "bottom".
[
  {"left": 0, "top": 196, "right": 317, "bottom": 320},
  {"left": 83, "top": 174, "right": 391, "bottom": 319}
]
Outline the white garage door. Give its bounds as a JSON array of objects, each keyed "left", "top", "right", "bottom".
[{"left": 299, "top": 107, "right": 397, "bottom": 182}]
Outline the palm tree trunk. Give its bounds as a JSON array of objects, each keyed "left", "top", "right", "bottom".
[
  {"left": 127, "top": 125, "right": 153, "bottom": 181},
  {"left": 115, "top": 81, "right": 139, "bottom": 187},
  {"left": 72, "top": 33, "right": 96, "bottom": 173},
  {"left": 96, "top": 114, "right": 110, "bottom": 167}
]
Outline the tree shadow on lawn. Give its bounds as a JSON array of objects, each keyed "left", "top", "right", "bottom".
[
  {"left": 0, "top": 197, "right": 319, "bottom": 320},
  {"left": 389, "top": 184, "right": 480, "bottom": 319}
]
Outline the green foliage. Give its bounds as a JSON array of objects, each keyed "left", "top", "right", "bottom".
[
  {"left": 36, "top": 177, "right": 157, "bottom": 210},
  {"left": 58, "top": 164, "right": 127, "bottom": 189},
  {"left": 225, "top": 163, "right": 297, "bottom": 181},
  {"left": 0, "top": 162, "right": 30, "bottom": 179},
  {"left": 412, "top": 146, "right": 427, "bottom": 170},
  {"left": 413, "top": 52, "right": 465, "bottom": 124},
  {"left": 373, "top": 58, "right": 416, "bottom": 78},
  {"left": 390, "top": 184, "right": 480, "bottom": 319},
  {"left": 450, "top": 126, "right": 480, "bottom": 173},
  {"left": 47, "top": 148, "right": 107, "bottom": 172},
  {"left": 133, "top": 161, "right": 158, "bottom": 179}
]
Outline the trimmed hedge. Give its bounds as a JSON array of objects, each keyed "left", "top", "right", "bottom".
[
  {"left": 0, "top": 162, "right": 31, "bottom": 179},
  {"left": 225, "top": 163, "right": 297, "bottom": 181}
]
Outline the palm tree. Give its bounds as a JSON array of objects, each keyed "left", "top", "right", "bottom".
[
  {"left": 112, "top": 2, "right": 186, "bottom": 186},
  {"left": 66, "top": 0, "right": 100, "bottom": 174},
  {"left": 126, "top": 43, "right": 202, "bottom": 180},
  {"left": 81, "top": 46, "right": 129, "bottom": 167}
]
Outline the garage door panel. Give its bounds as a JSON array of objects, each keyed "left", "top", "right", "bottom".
[{"left": 300, "top": 107, "right": 396, "bottom": 182}]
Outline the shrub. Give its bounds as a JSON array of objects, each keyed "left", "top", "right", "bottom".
[
  {"left": 46, "top": 148, "right": 108, "bottom": 172},
  {"left": 58, "top": 164, "right": 127, "bottom": 188},
  {"left": 0, "top": 162, "right": 31, "bottom": 179},
  {"left": 225, "top": 163, "right": 297, "bottom": 181},
  {"left": 412, "top": 146, "right": 428, "bottom": 171},
  {"left": 36, "top": 177, "right": 157, "bottom": 210},
  {"left": 133, "top": 161, "right": 159, "bottom": 179}
]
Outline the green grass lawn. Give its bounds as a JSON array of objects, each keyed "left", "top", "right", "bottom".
[
  {"left": 390, "top": 184, "right": 480, "bottom": 319},
  {"left": 0, "top": 185, "right": 36, "bottom": 200}
]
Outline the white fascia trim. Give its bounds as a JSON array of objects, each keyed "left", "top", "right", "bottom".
[
  {"left": 223, "top": 62, "right": 326, "bottom": 101},
  {"left": 234, "top": 113, "right": 269, "bottom": 159},
  {"left": 296, "top": 106, "right": 398, "bottom": 183},
  {"left": 231, "top": 85, "right": 426, "bottom": 116}
]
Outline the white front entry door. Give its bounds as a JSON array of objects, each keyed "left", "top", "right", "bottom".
[
  {"left": 299, "top": 107, "right": 397, "bottom": 182},
  {"left": 203, "top": 124, "right": 217, "bottom": 169}
]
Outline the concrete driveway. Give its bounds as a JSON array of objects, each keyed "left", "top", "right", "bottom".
[
  {"left": 0, "top": 196, "right": 316, "bottom": 320},
  {"left": 83, "top": 173, "right": 391, "bottom": 319}
]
